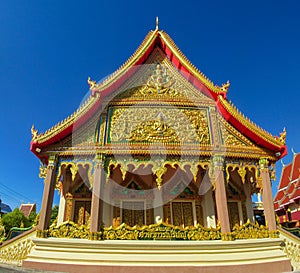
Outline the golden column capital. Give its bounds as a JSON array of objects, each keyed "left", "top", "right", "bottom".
[
  {"left": 212, "top": 155, "right": 225, "bottom": 171},
  {"left": 47, "top": 154, "right": 57, "bottom": 168},
  {"left": 259, "top": 157, "right": 269, "bottom": 171},
  {"left": 94, "top": 152, "right": 106, "bottom": 168}
]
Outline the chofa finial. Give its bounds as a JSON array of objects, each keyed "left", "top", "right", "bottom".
[
  {"left": 87, "top": 77, "right": 97, "bottom": 90},
  {"left": 155, "top": 16, "right": 159, "bottom": 30},
  {"left": 220, "top": 80, "right": 230, "bottom": 92},
  {"left": 279, "top": 127, "right": 286, "bottom": 144},
  {"left": 31, "top": 124, "right": 38, "bottom": 141}
]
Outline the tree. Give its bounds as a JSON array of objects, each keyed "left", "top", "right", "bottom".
[
  {"left": 28, "top": 210, "right": 38, "bottom": 226},
  {"left": 2, "top": 208, "right": 30, "bottom": 233},
  {"left": 50, "top": 205, "right": 59, "bottom": 225}
]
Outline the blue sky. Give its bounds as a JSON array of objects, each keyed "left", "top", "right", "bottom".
[{"left": 0, "top": 1, "right": 299, "bottom": 211}]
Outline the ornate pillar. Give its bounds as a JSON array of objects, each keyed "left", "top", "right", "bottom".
[
  {"left": 37, "top": 155, "right": 57, "bottom": 237},
  {"left": 213, "top": 155, "right": 231, "bottom": 234},
  {"left": 243, "top": 180, "right": 255, "bottom": 222},
  {"left": 259, "top": 158, "right": 276, "bottom": 231},
  {"left": 89, "top": 153, "right": 105, "bottom": 239},
  {"left": 57, "top": 192, "right": 66, "bottom": 225},
  {"left": 202, "top": 188, "right": 216, "bottom": 228},
  {"left": 153, "top": 190, "right": 164, "bottom": 223}
]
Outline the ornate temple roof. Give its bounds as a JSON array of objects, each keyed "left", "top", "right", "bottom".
[
  {"left": 30, "top": 24, "right": 287, "bottom": 161},
  {"left": 274, "top": 153, "right": 300, "bottom": 211}
]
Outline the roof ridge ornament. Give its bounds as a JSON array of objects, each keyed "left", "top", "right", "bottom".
[
  {"left": 87, "top": 77, "right": 97, "bottom": 90},
  {"left": 31, "top": 124, "right": 38, "bottom": 141},
  {"left": 275, "top": 127, "right": 286, "bottom": 144},
  {"left": 155, "top": 16, "right": 159, "bottom": 31},
  {"left": 220, "top": 80, "right": 230, "bottom": 92}
]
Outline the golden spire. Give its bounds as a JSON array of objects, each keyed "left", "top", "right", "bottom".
[{"left": 155, "top": 16, "right": 159, "bottom": 30}]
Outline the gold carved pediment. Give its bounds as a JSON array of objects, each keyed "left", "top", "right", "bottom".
[
  {"left": 129, "top": 113, "right": 179, "bottom": 143},
  {"left": 113, "top": 47, "right": 213, "bottom": 103},
  {"left": 218, "top": 115, "right": 254, "bottom": 147},
  {"left": 108, "top": 106, "right": 211, "bottom": 145}
]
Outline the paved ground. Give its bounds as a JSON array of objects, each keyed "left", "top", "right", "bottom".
[{"left": 0, "top": 264, "right": 65, "bottom": 273}]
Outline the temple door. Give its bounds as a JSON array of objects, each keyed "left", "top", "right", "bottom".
[
  {"left": 171, "top": 201, "right": 194, "bottom": 227},
  {"left": 73, "top": 200, "right": 91, "bottom": 226},
  {"left": 227, "top": 201, "right": 240, "bottom": 228},
  {"left": 122, "top": 201, "right": 145, "bottom": 226}
]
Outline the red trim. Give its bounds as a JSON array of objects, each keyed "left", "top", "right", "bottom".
[
  {"left": 216, "top": 97, "right": 287, "bottom": 158},
  {"left": 31, "top": 31, "right": 286, "bottom": 161}
]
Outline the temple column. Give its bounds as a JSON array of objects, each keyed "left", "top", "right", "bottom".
[
  {"left": 154, "top": 190, "right": 164, "bottom": 223},
  {"left": 259, "top": 158, "right": 276, "bottom": 231},
  {"left": 37, "top": 155, "right": 57, "bottom": 237},
  {"left": 243, "top": 180, "right": 255, "bottom": 222},
  {"left": 57, "top": 193, "right": 66, "bottom": 225},
  {"left": 202, "top": 188, "right": 216, "bottom": 228},
  {"left": 89, "top": 153, "right": 105, "bottom": 239},
  {"left": 213, "top": 155, "right": 231, "bottom": 234},
  {"left": 103, "top": 201, "right": 112, "bottom": 227}
]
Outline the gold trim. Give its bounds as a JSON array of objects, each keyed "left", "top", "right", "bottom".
[
  {"left": 56, "top": 161, "right": 94, "bottom": 186},
  {"left": 159, "top": 31, "right": 225, "bottom": 95},
  {"left": 218, "top": 95, "right": 284, "bottom": 147}
]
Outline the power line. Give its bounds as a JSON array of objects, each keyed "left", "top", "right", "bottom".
[{"left": 0, "top": 181, "right": 39, "bottom": 205}]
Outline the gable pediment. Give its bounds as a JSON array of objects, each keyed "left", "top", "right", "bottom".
[{"left": 111, "top": 47, "right": 214, "bottom": 104}]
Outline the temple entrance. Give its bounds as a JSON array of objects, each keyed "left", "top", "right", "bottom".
[
  {"left": 171, "top": 201, "right": 194, "bottom": 227},
  {"left": 228, "top": 201, "right": 240, "bottom": 228},
  {"left": 73, "top": 200, "right": 91, "bottom": 226},
  {"left": 121, "top": 201, "right": 145, "bottom": 226}
]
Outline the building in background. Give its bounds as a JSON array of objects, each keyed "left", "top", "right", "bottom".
[
  {"left": 274, "top": 153, "right": 300, "bottom": 227},
  {"left": 0, "top": 199, "right": 12, "bottom": 215},
  {"left": 19, "top": 203, "right": 36, "bottom": 217}
]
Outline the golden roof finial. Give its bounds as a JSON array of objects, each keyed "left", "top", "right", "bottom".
[
  {"left": 220, "top": 80, "right": 230, "bottom": 92},
  {"left": 279, "top": 127, "right": 286, "bottom": 144},
  {"left": 87, "top": 76, "right": 97, "bottom": 90},
  {"left": 31, "top": 124, "right": 38, "bottom": 141},
  {"left": 155, "top": 16, "right": 159, "bottom": 30}
]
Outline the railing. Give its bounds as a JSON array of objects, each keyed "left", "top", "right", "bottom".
[
  {"left": 0, "top": 228, "right": 36, "bottom": 266},
  {"left": 278, "top": 226, "right": 300, "bottom": 271}
]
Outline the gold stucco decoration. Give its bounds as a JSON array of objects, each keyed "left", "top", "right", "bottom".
[
  {"left": 41, "top": 220, "right": 277, "bottom": 241},
  {"left": 56, "top": 161, "right": 94, "bottom": 186},
  {"left": 38, "top": 163, "right": 47, "bottom": 179},
  {"left": 225, "top": 163, "right": 258, "bottom": 185},
  {"left": 232, "top": 219, "right": 279, "bottom": 239},
  {"left": 48, "top": 220, "right": 90, "bottom": 239},
  {"left": 109, "top": 106, "right": 210, "bottom": 144},
  {"left": 108, "top": 159, "right": 208, "bottom": 189},
  {"left": 145, "top": 63, "right": 175, "bottom": 94},
  {"left": 129, "top": 113, "right": 179, "bottom": 143},
  {"left": 0, "top": 238, "right": 35, "bottom": 266},
  {"left": 102, "top": 222, "right": 222, "bottom": 241}
]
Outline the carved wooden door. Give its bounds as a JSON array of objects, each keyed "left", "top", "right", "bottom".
[
  {"left": 73, "top": 200, "right": 91, "bottom": 226},
  {"left": 228, "top": 202, "right": 240, "bottom": 228},
  {"left": 122, "top": 201, "right": 145, "bottom": 227},
  {"left": 172, "top": 201, "right": 194, "bottom": 227}
]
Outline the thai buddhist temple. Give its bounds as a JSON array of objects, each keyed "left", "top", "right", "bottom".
[
  {"left": 20, "top": 203, "right": 36, "bottom": 218},
  {"left": 274, "top": 152, "right": 300, "bottom": 227},
  {"left": 0, "top": 20, "right": 297, "bottom": 272}
]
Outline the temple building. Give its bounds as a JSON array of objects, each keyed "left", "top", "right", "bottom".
[
  {"left": 274, "top": 152, "right": 300, "bottom": 227},
  {"left": 14, "top": 21, "right": 293, "bottom": 272}
]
